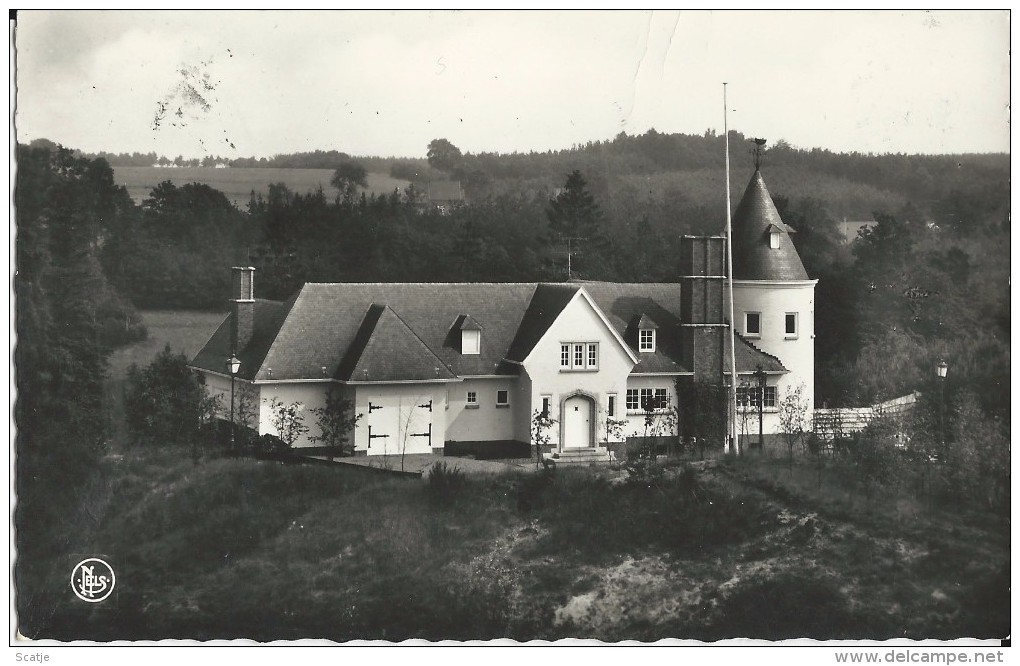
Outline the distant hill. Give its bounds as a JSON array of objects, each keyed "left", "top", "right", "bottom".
[
  {"left": 111, "top": 166, "right": 409, "bottom": 208},
  {"left": 67, "top": 128, "right": 1009, "bottom": 226}
]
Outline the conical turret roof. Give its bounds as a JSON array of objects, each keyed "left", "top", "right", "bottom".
[{"left": 730, "top": 170, "right": 809, "bottom": 280}]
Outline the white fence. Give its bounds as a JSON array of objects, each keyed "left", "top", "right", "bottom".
[{"left": 812, "top": 392, "right": 919, "bottom": 443}]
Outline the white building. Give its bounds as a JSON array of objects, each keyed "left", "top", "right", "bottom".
[{"left": 190, "top": 167, "right": 815, "bottom": 457}]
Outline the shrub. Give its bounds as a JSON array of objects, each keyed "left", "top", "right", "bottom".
[
  {"left": 704, "top": 573, "right": 869, "bottom": 639},
  {"left": 514, "top": 468, "right": 556, "bottom": 513},
  {"left": 251, "top": 433, "right": 289, "bottom": 458},
  {"left": 523, "top": 466, "right": 765, "bottom": 561},
  {"left": 623, "top": 456, "right": 666, "bottom": 489},
  {"left": 124, "top": 345, "right": 218, "bottom": 451},
  {"left": 425, "top": 462, "right": 469, "bottom": 506}
]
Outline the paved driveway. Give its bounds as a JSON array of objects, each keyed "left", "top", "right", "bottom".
[{"left": 299, "top": 453, "right": 537, "bottom": 477}]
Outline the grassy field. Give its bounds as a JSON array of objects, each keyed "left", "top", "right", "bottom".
[
  {"left": 18, "top": 450, "right": 1009, "bottom": 641},
  {"left": 112, "top": 166, "right": 410, "bottom": 208}
]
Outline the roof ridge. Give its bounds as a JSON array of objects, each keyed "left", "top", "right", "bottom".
[
  {"left": 383, "top": 305, "right": 457, "bottom": 377},
  {"left": 335, "top": 304, "right": 387, "bottom": 380},
  {"left": 256, "top": 287, "right": 308, "bottom": 379}
]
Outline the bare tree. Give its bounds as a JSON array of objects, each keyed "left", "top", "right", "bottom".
[
  {"left": 264, "top": 397, "right": 308, "bottom": 449},
  {"left": 310, "top": 388, "right": 362, "bottom": 461},
  {"left": 777, "top": 383, "right": 811, "bottom": 468},
  {"left": 530, "top": 409, "right": 557, "bottom": 469}
]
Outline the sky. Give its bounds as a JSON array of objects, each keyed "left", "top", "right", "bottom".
[{"left": 13, "top": 10, "right": 1011, "bottom": 160}]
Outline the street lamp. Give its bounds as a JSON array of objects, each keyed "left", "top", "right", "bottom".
[
  {"left": 227, "top": 355, "right": 241, "bottom": 453},
  {"left": 936, "top": 359, "right": 948, "bottom": 446},
  {"left": 754, "top": 365, "right": 767, "bottom": 452},
  {"left": 930, "top": 359, "right": 948, "bottom": 513}
]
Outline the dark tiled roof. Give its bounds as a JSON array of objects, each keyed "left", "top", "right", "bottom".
[
  {"left": 504, "top": 283, "right": 579, "bottom": 362},
  {"left": 217, "top": 283, "right": 540, "bottom": 380},
  {"left": 190, "top": 282, "right": 786, "bottom": 382},
  {"left": 635, "top": 314, "right": 658, "bottom": 329},
  {"left": 726, "top": 333, "right": 788, "bottom": 374},
  {"left": 336, "top": 304, "right": 457, "bottom": 382},
  {"left": 427, "top": 180, "right": 464, "bottom": 202},
  {"left": 581, "top": 282, "right": 691, "bottom": 374},
  {"left": 730, "top": 169, "right": 809, "bottom": 280},
  {"left": 190, "top": 298, "right": 295, "bottom": 381},
  {"left": 455, "top": 314, "right": 483, "bottom": 331}
]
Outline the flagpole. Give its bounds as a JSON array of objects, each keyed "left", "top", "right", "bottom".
[{"left": 723, "top": 83, "right": 739, "bottom": 455}]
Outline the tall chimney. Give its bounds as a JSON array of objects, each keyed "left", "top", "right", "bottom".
[
  {"left": 679, "top": 235, "right": 727, "bottom": 383},
  {"left": 231, "top": 266, "right": 255, "bottom": 353}
]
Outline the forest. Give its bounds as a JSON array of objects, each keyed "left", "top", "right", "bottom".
[{"left": 13, "top": 133, "right": 1009, "bottom": 584}]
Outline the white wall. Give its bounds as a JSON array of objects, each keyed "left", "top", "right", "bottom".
[
  {"left": 258, "top": 382, "right": 331, "bottom": 448},
  {"left": 731, "top": 280, "right": 816, "bottom": 421},
  {"left": 522, "top": 292, "right": 635, "bottom": 449},
  {"left": 200, "top": 372, "right": 234, "bottom": 419},
  {"left": 351, "top": 383, "right": 449, "bottom": 453},
  {"left": 445, "top": 377, "right": 515, "bottom": 442},
  {"left": 621, "top": 375, "right": 682, "bottom": 440}
]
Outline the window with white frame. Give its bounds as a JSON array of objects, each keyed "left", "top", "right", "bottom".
[
  {"left": 785, "top": 312, "right": 798, "bottom": 338},
  {"left": 561, "top": 342, "right": 599, "bottom": 370},
  {"left": 466, "top": 391, "right": 478, "bottom": 408},
  {"left": 607, "top": 394, "right": 617, "bottom": 418},
  {"left": 541, "top": 395, "right": 551, "bottom": 418},
  {"left": 462, "top": 329, "right": 480, "bottom": 354},
  {"left": 626, "top": 387, "right": 669, "bottom": 413},
  {"left": 639, "top": 328, "right": 656, "bottom": 352},
  {"left": 496, "top": 390, "right": 509, "bottom": 407},
  {"left": 745, "top": 312, "right": 761, "bottom": 337},
  {"left": 736, "top": 385, "right": 777, "bottom": 409}
]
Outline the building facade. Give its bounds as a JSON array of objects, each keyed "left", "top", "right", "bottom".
[{"left": 190, "top": 168, "right": 815, "bottom": 456}]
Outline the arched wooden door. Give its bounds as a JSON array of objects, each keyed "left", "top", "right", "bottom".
[{"left": 562, "top": 394, "right": 595, "bottom": 449}]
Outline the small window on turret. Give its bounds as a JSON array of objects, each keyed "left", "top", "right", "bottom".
[
  {"left": 785, "top": 313, "right": 798, "bottom": 338},
  {"left": 745, "top": 312, "right": 761, "bottom": 338},
  {"left": 770, "top": 230, "right": 781, "bottom": 249}
]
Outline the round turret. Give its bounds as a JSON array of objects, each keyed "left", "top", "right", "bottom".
[{"left": 728, "top": 168, "right": 817, "bottom": 437}]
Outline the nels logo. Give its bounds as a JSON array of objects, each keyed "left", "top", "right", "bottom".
[{"left": 70, "top": 558, "right": 116, "bottom": 603}]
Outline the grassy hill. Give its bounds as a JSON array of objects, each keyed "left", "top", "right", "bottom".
[
  {"left": 20, "top": 450, "right": 1007, "bottom": 641},
  {"left": 112, "top": 166, "right": 409, "bottom": 208},
  {"left": 18, "top": 312, "right": 1008, "bottom": 641}
]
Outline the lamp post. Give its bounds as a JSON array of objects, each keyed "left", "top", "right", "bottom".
[
  {"left": 227, "top": 355, "right": 241, "bottom": 453},
  {"left": 754, "top": 365, "right": 767, "bottom": 452},
  {"left": 930, "top": 359, "right": 948, "bottom": 513},
  {"left": 936, "top": 359, "right": 948, "bottom": 449}
]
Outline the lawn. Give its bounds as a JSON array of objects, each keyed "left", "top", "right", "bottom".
[
  {"left": 112, "top": 166, "right": 410, "bottom": 208},
  {"left": 18, "top": 452, "right": 1009, "bottom": 641}
]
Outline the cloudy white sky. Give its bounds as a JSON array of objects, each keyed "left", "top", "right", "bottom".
[{"left": 14, "top": 10, "right": 1010, "bottom": 159}]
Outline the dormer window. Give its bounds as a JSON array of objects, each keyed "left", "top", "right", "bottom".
[
  {"left": 454, "top": 314, "right": 482, "bottom": 355},
  {"left": 767, "top": 223, "right": 783, "bottom": 249},
  {"left": 462, "top": 329, "right": 480, "bottom": 355},
  {"left": 633, "top": 314, "right": 658, "bottom": 353},
  {"left": 639, "top": 328, "right": 655, "bottom": 352}
]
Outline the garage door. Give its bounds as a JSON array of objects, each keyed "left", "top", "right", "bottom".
[{"left": 365, "top": 394, "right": 434, "bottom": 456}]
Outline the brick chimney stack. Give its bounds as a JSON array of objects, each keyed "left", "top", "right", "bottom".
[
  {"left": 679, "top": 235, "right": 728, "bottom": 382},
  {"left": 231, "top": 266, "right": 255, "bottom": 354}
]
